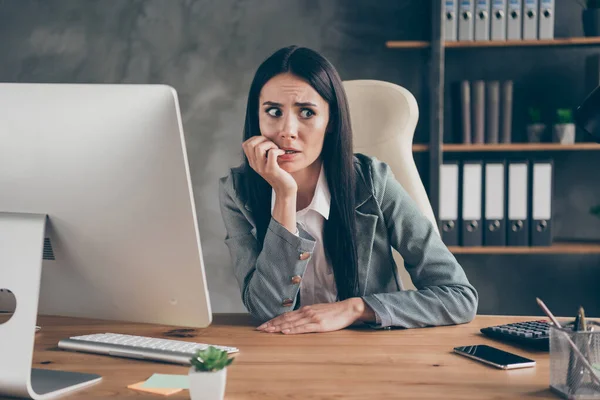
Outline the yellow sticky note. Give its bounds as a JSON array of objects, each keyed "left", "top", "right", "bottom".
[{"left": 128, "top": 380, "right": 183, "bottom": 396}]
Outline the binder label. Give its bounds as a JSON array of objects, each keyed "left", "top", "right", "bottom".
[
  {"left": 440, "top": 165, "right": 459, "bottom": 220},
  {"left": 462, "top": 164, "right": 482, "bottom": 220},
  {"left": 509, "top": 164, "right": 528, "bottom": 220},
  {"left": 533, "top": 164, "right": 552, "bottom": 220},
  {"left": 485, "top": 164, "right": 505, "bottom": 220}
]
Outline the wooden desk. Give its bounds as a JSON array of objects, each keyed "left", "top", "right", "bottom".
[{"left": 28, "top": 314, "right": 558, "bottom": 399}]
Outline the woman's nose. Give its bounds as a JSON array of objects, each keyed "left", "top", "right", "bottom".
[{"left": 280, "top": 115, "right": 298, "bottom": 139}]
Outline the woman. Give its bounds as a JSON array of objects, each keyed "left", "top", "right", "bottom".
[{"left": 219, "top": 45, "right": 478, "bottom": 334}]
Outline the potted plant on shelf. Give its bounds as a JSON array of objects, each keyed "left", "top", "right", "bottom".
[
  {"left": 553, "top": 108, "right": 576, "bottom": 144},
  {"left": 526, "top": 107, "right": 546, "bottom": 143},
  {"left": 580, "top": 0, "right": 600, "bottom": 37},
  {"left": 189, "top": 346, "right": 234, "bottom": 400}
]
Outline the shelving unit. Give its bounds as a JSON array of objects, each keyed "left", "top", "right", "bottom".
[
  {"left": 449, "top": 242, "right": 600, "bottom": 255},
  {"left": 392, "top": 9, "right": 600, "bottom": 256},
  {"left": 387, "top": 37, "right": 600, "bottom": 49},
  {"left": 412, "top": 143, "right": 600, "bottom": 153}
]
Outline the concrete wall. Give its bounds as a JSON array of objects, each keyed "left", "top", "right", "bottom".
[{"left": 1, "top": 0, "right": 597, "bottom": 317}]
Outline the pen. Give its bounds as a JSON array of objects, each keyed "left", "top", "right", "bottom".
[
  {"left": 567, "top": 310, "right": 579, "bottom": 393},
  {"left": 536, "top": 298, "right": 600, "bottom": 387},
  {"left": 569, "top": 306, "right": 587, "bottom": 393},
  {"left": 579, "top": 306, "right": 587, "bottom": 332}
]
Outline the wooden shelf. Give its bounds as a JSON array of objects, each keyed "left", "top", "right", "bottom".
[
  {"left": 386, "top": 37, "right": 600, "bottom": 49},
  {"left": 412, "top": 143, "right": 600, "bottom": 152},
  {"left": 446, "top": 37, "right": 600, "bottom": 48},
  {"left": 448, "top": 242, "right": 600, "bottom": 255},
  {"left": 385, "top": 41, "right": 430, "bottom": 49},
  {"left": 443, "top": 143, "right": 600, "bottom": 152}
]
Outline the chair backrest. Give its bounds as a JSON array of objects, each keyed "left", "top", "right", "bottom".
[
  {"left": 343, "top": 80, "right": 438, "bottom": 291},
  {"left": 343, "top": 79, "right": 438, "bottom": 233}
]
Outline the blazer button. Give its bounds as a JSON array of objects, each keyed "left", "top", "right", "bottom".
[
  {"left": 299, "top": 252, "right": 311, "bottom": 261},
  {"left": 291, "top": 275, "right": 302, "bottom": 284},
  {"left": 282, "top": 298, "right": 294, "bottom": 307}
]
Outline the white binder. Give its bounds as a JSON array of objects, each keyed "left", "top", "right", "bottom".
[
  {"left": 459, "top": 0, "right": 475, "bottom": 41},
  {"left": 484, "top": 162, "right": 506, "bottom": 246},
  {"left": 491, "top": 0, "right": 507, "bottom": 40},
  {"left": 531, "top": 161, "right": 553, "bottom": 246},
  {"left": 475, "top": 0, "right": 491, "bottom": 41},
  {"left": 523, "top": 0, "right": 539, "bottom": 39},
  {"left": 444, "top": 0, "right": 458, "bottom": 41},
  {"left": 539, "top": 0, "right": 554, "bottom": 39},
  {"left": 462, "top": 162, "right": 483, "bottom": 246},
  {"left": 507, "top": 0, "right": 523, "bottom": 40},
  {"left": 440, "top": 163, "right": 460, "bottom": 246},
  {"left": 508, "top": 162, "right": 529, "bottom": 246}
]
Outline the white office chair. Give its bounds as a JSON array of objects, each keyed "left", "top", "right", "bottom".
[{"left": 343, "top": 80, "right": 439, "bottom": 290}]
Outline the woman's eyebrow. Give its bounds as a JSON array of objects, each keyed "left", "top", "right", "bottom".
[
  {"left": 262, "top": 101, "right": 282, "bottom": 106},
  {"left": 262, "top": 101, "right": 318, "bottom": 107}
]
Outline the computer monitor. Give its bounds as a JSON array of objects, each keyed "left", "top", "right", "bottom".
[{"left": 0, "top": 83, "right": 212, "bottom": 398}]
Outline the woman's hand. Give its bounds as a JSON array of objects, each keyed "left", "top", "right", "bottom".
[
  {"left": 256, "top": 298, "right": 376, "bottom": 334},
  {"left": 242, "top": 136, "right": 297, "bottom": 196}
]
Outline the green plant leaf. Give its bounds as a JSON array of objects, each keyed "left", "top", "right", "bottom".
[
  {"left": 556, "top": 108, "right": 573, "bottom": 124},
  {"left": 190, "top": 346, "right": 234, "bottom": 372},
  {"left": 528, "top": 107, "right": 542, "bottom": 123}
]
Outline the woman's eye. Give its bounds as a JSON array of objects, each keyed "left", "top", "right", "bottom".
[
  {"left": 266, "top": 107, "right": 282, "bottom": 117},
  {"left": 300, "top": 108, "right": 314, "bottom": 118}
]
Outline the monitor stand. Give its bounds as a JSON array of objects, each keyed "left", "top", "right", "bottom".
[{"left": 0, "top": 212, "right": 102, "bottom": 399}]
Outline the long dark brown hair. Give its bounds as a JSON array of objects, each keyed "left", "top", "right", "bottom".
[{"left": 241, "top": 45, "right": 359, "bottom": 300}]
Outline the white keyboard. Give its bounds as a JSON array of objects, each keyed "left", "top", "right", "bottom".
[{"left": 58, "top": 333, "right": 239, "bottom": 365}]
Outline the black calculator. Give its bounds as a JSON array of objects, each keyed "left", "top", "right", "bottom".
[{"left": 480, "top": 320, "right": 552, "bottom": 350}]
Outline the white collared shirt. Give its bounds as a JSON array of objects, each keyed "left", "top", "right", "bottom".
[{"left": 271, "top": 166, "right": 338, "bottom": 306}]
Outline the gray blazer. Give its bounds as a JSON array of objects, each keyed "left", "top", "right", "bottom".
[{"left": 218, "top": 154, "right": 478, "bottom": 329}]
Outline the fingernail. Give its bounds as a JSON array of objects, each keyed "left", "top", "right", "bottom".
[
  {"left": 266, "top": 326, "right": 276, "bottom": 332},
  {"left": 256, "top": 324, "right": 266, "bottom": 330},
  {"left": 282, "top": 329, "right": 290, "bottom": 334}
]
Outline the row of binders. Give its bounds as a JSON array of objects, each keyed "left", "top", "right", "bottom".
[
  {"left": 457, "top": 80, "right": 513, "bottom": 144},
  {"left": 439, "top": 159, "right": 553, "bottom": 247},
  {"left": 444, "top": 0, "right": 555, "bottom": 42}
]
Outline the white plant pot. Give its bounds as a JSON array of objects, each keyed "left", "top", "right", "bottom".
[
  {"left": 526, "top": 123, "right": 547, "bottom": 143},
  {"left": 553, "top": 123, "right": 575, "bottom": 144},
  {"left": 188, "top": 367, "right": 227, "bottom": 400}
]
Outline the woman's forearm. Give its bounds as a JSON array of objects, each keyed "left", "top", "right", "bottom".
[{"left": 272, "top": 190, "right": 297, "bottom": 234}]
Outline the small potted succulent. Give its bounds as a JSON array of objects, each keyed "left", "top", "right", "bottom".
[
  {"left": 553, "top": 108, "right": 576, "bottom": 144},
  {"left": 580, "top": 0, "right": 600, "bottom": 37},
  {"left": 189, "top": 346, "right": 234, "bottom": 400},
  {"left": 526, "top": 107, "right": 546, "bottom": 143}
]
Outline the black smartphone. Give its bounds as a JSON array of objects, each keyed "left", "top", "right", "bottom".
[{"left": 453, "top": 344, "right": 536, "bottom": 370}]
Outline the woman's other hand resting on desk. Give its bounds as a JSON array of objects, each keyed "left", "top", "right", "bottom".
[{"left": 256, "top": 298, "right": 376, "bottom": 334}]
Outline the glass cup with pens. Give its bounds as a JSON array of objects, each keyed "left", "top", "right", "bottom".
[{"left": 548, "top": 306, "right": 600, "bottom": 399}]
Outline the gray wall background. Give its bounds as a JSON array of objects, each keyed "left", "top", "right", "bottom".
[{"left": 1, "top": 0, "right": 597, "bottom": 317}]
